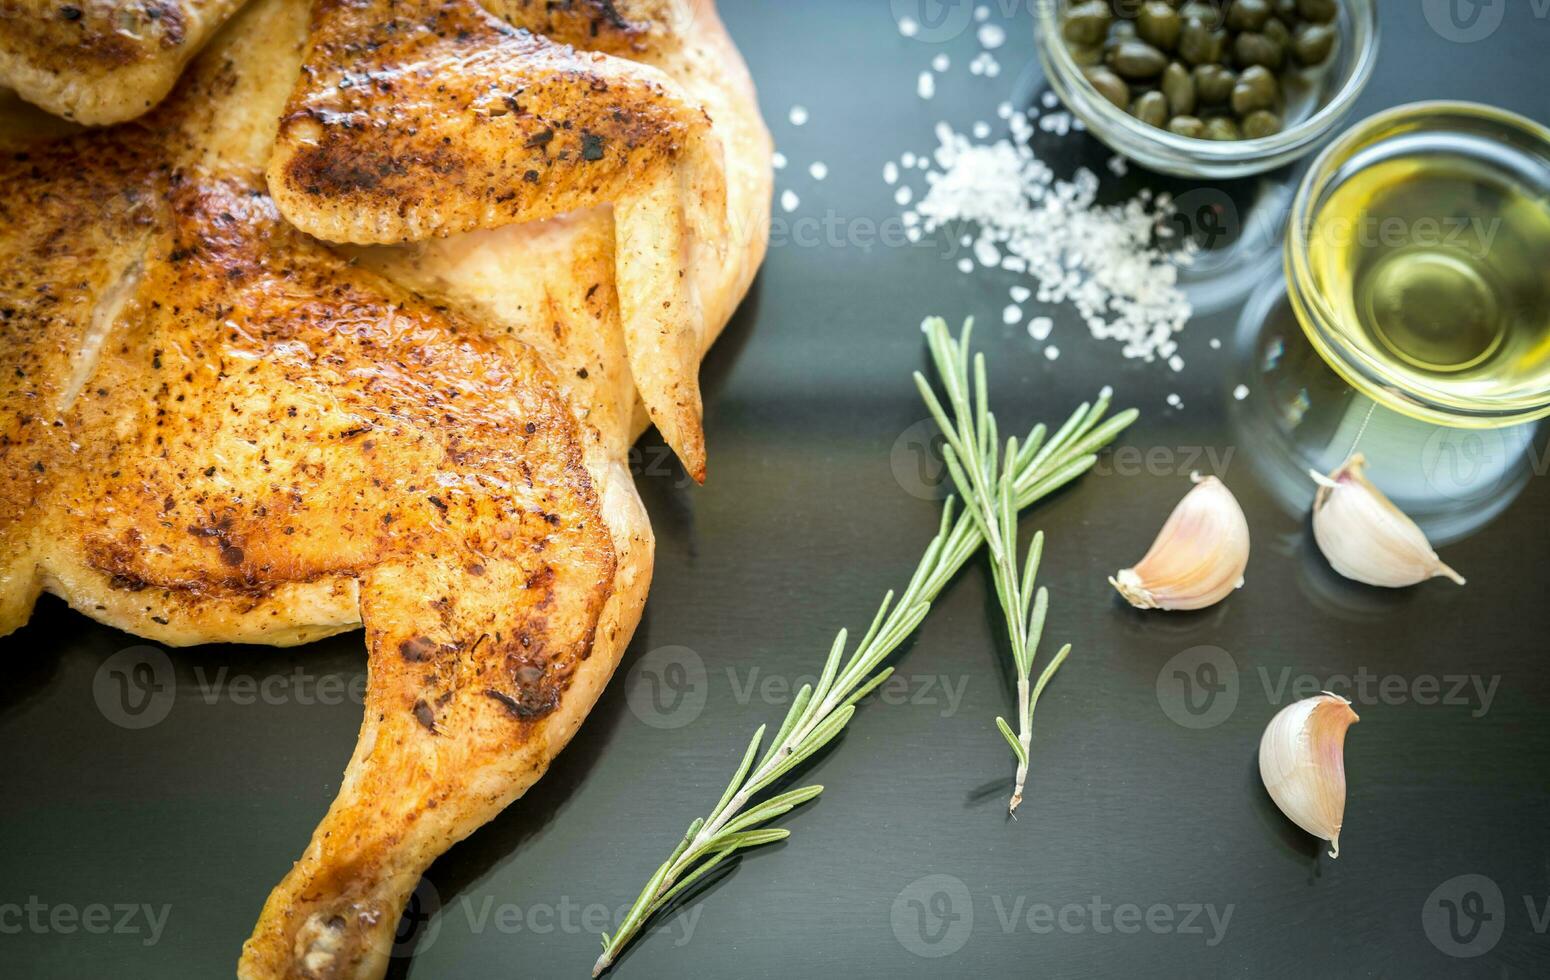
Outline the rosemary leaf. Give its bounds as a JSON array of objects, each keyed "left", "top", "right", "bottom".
[{"left": 590, "top": 316, "right": 1134, "bottom": 976}]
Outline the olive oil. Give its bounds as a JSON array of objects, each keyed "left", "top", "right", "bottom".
[{"left": 1305, "top": 135, "right": 1550, "bottom": 419}]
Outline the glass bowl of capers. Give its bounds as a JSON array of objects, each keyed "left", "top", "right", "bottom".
[{"left": 1035, "top": 0, "right": 1378, "bottom": 178}]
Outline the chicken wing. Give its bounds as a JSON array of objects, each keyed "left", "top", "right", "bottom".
[
  {"left": 0, "top": 0, "right": 251, "bottom": 123},
  {"left": 267, "top": 0, "right": 727, "bottom": 481}
]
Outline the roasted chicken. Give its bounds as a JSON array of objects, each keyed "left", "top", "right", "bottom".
[{"left": 0, "top": 0, "right": 770, "bottom": 976}]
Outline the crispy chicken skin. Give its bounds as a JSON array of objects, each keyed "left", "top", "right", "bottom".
[
  {"left": 0, "top": 0, "right": 250, "bottom": 123},
  {"left": 269, "top": 0, "right": 727, "bottom": 481},
  {"left": 0, "top": 0, "right": 769, "bottom": 976}
]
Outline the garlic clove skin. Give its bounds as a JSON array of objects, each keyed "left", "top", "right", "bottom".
[
  {"left": 1259, "top": 692, "right": 1359, "bottom": 858},
  {"left": 1110, "top": 473, "right": 1250, "bottom": 611},
  {"left": 1310, "top": 454, "right": 1465, "bottom": 589}
]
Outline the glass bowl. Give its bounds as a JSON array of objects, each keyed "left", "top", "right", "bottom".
[
  {"left": 1285, "top": 101, "right": 1550, "bottom": 429},
  {"left": 1034, "top": 0, "right": 1378, "bottom": 179}
]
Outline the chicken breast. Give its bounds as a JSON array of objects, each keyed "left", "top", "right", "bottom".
[{"left": 0, "top": 0, "right": 768, "bottom": 976}]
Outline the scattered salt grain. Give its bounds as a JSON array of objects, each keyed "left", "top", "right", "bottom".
[
  {"left": 1166, "top": 393, "right": 1183, "bottom": 408},
  {"left": 1107, "top": 155, "right": 1129, "bottom": 177},
  {"left": 957, "top": 257, "right": 974, "bottom": 274},
  {"left": 1041, "top": 91, "right": 1059, "bottom": 109},
  {"left": 997, "top": 101, "right": 1014, "bottom": 119},
  {"left": 902, "top": 151, "right": 917, "bottom": 168},
  {"left": 917, "top": 71, "right": 935, "bottom": 100},
  {"left": 975, "top": 5, "right": 990, "bottom": 21},
  {"left": 1168, "top": 354, "right": 1184, "bottom": 372},
  {"left": 898, "top": 16, "right": 920, "bottom": 37},
  {"left": 788, "top": 105, "right": 808, "bottom": 126},
  {"left": 1233, "top": 384, "right": 1250, "bottom": 401},
  {"left": 1010, "top": 285, "right": 1031, "bottom": 303},
  {"left": 893, "top": 119, "right": 1194, "bottom": 365},
  {"left": 1044, "top": 346, "right": 1061, "bottom": 361},
  {"left": 809, "top": 161, "right": 828, "bottom": 181},
  {"left": 1003, "top": 304, "right": 1022, "bottom": 325},
  {"left": 894, "top": 185, "right": 913, "bottom": 206},
  {"left": 772, "top": 151, "right": 787, "bottom": 170},
  {"left": 780, "top": 189, "right": 799, "bottom": 213},
  {"left": 932, "top": 52, "right": 951, "bottom": 72},
  {"left": 977, "top": 23, "right": 1007, "bottom": 49},
  {"left": 883, "top": 162, "right": 899, "bottom": 185},
  {"left": 1209, "top": 338, "right": 1222, "bottom": 349},
  {"left": 973, "top": 121, "right": 991, "bottom": 139}
]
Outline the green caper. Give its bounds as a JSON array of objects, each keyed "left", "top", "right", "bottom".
[
  {"left": 1166, "top": 115, "right": 1207, "bottom": 138},
  {"left": 1137, "top": 2, "right": 1183, "bottom": 50},
  {"left": 1205, "top": 116, "right": 1242, "bottom": 140},
  {"left": 1226, "top": 0, "right": 1273, "bottom": 31},
  {"left": 1109, "top": 19, "right": 1138, "bottom": 41},
  {"left": 1231, "top": 64, "right": 1280, "bottom": 114},
  {"left": 1292, "top": 22, "right": 1336, "bottom": 65},
  {"left": 1082, "top": 66, "right": 1132, "bottom": 110},
  {"left": 1161, "top": 61, "right": 1196, "bottom": 116},
  {"left": 1233, "top": 30, "right": 1285, "bottom": 70},
  {"left": 1177, "top": 21, "right": 1226, "bottom": 64},
  {"left": 1262, "top": 15, "right": 1291, "bottom": 48},
  {"left": 1069, "top": 43, "right": 1105, "bottom": 66},
  {"left": 1106, "top": 39, "right": 1169, "bottom": 79},
  {"left": 1272, "top": 0, "right": 1300, "bottom": 23},
  {"left": 1241, "top": 109, "right": 1283, "bottom": 138},
  {"left": 1179, "top": 1, "right": 1221, "bottom": 26},
  {"left": 1130, "top": 90, "right": 1169, "bottom": 128},
  {"left": 1297, "top": 0, "right": 1336, "bottom": 23},
  {"left": 1193, "top": 63, "right": 1236, "bottom": 104},
  {"left": 1061, "top": 1, "right": 1113, "bottom": 46}
]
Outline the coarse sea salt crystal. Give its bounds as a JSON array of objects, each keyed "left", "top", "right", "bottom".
[
  {"left": 809, "top": 161, "right": 828, "bottom": 180},
  {"left": 1166, "top": 393, "right": 1183, "bottom": 408},
  {"left": 1003, "top": 304, "right": 1022, "bottom": 325},
  {"left": 932, "top": 53, "right": 950, "bottom": 72},
  {"left": 1028, "top": 317, "right": 1053, "bottom": 341},
  {"left": 895, "top": 185, "right": 913, "bottom": 206},
  {"left": 892, "top": 119, "right": 1193, "bottom": 366},
  {"left": 1044, "top": 346, "right": 1060, "bottom": 361},
  {"left": 788, "top": 105, "right": 808, "bottom": 126},
  {"left": 1168, "top": 354, "right": 1184, "bottom": 372},
  {"left": 772, "top": 151, "right": 787, "bottom": 170},
  {"left": 1010, "top": 285, "right": 1031, "bottom": 303},
  {"left": 780, "top": 189, "right": 799, "bottom": 213},
  {"left": 917, "top": 71, "right": 935, "bottom": 100},
  {"left": 898, "top": 16, "right": 920, "bottom": 37},
  {"left": 973, "top": 121, "right": 991, "bottom": 139},
  {"left": 883, "top": 162, "right": 899, "bottom": 184},
  {"left": 1233, "top": 384, "right": 1250, "bottom": 400},
  {"left": 978, "top": 23, "right": 1006, "bottom": 49},
  {"left": 997, "top": 101, "right": 1014, "bottom": 119},
  {"left": 957, "top": 257, "right": 974, "bottom": 274},
  {"left": 1210, "top": 338, "right": 1222, "bottom": 349},
  {"left": 975, "top": 5, "right": 990, "bottom": 21},
  {"left": 1042, "top": 91, "right": 1058, "bottom": 109}
]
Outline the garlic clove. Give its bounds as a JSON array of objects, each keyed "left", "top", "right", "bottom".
[
  {"left": 1259, "top": 692, "right": 1359, "bottom": 858},
  {"left": 1310, "top": 454, "right": 1465, "bottom": 589},
  {"left": 1110, "top": 473, "right": 1250, "bottom": 611}
]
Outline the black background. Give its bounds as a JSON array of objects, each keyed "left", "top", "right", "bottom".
[{"left": 4, "top": 2, "right": 1550, "bottom": 977}]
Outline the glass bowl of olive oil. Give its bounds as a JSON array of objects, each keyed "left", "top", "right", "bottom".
[{"left": 1287, "top": 102, "right": 1550, "bottom": 428}]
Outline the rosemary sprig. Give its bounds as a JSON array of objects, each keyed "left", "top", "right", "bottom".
[
  {"left": 593, "top": 317, "right": 1136, "bottom": 976},
  {"left": 914, "top": 317, "right": 1074, "bottom": 815}
]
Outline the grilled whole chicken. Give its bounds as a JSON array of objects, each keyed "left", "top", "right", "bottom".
[{"left": 0, "top": 0, "right": 770, "bottom": 976}]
